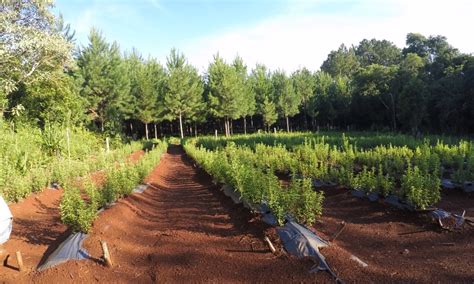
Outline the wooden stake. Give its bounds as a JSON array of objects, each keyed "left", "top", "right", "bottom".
[
  {"left": 15, "top": 251, "right": 24, "bottom": 272},
  {"left": 264, "top": 236, "right": 276, "bottom": 254},
  {"left": 330, "top": 221, "right": 346, "bottom": 242},
  {"left": 105, "top": 137, "right": 110, "bottom": 153},
  {"left": 398, "top": 229, "right": 428, "bottom": 236},
  {"left": 100, "top": 240, "right": 113, "bottom": 267}
]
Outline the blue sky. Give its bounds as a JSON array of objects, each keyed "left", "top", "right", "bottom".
[
  {"left": 55, "top": 1, "right": 286, "bottom": 55},
  {"left": 54, "top": 0, "right": 474, "bottom": 72}
]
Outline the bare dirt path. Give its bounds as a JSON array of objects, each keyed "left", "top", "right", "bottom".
[{"left": 28, "top": 145, "right": 320, "bottom": 283}]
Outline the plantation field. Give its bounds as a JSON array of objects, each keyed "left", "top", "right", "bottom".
[
  {"left": 0, "top": 131, "right": 472, "bottom": 282},
  {"left": 183, "top": 132, "right": 474, "bottom": 282},
  {"left": 3, "top": 1, "right": 474, "bottom": 281},
  {"left": 187, "top": 131, "right": 474, "bottom": 213}
]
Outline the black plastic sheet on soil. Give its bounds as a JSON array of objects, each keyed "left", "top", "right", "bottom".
[
  {"left": 277, "top": 221, "right": 340, "bottom": 281},
  {"left": 429, "top": 209, "right": 465, "bottom": 229},
  {"left": 217, "top": 184, "right": 340, "bottom": 281},
  {"left": 37, "top": 232, "right": 90, "bottom": 271}
]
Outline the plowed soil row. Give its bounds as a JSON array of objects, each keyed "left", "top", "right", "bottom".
[
  {"left": 0, "top": 150, "right": 145, "bottom": 282},
  {"left": 314, "top": 186, "right": 474, "bottom": 282},
  {"left": 3, "top": 146, "right": 322, "bottom": 283},
  {"left": 3, "top": 145, "right": 472, "bottom": 283}
]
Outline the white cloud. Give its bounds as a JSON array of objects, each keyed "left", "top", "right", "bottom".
[{"left": 181, "top": 0, "right": 474, "bottom": 73}]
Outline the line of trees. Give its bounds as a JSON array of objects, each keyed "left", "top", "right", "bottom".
[{"left": 3, "top": 1, "right": 474, "bottom": 139}]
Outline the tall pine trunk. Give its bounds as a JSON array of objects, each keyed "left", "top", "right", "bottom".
[
  {"left": 179, "top": 112, "right": 184, "bottom": 139},
  {"left": 224, "top": 118, "right": 229, "bottom": 137},
  {"left": 100, "top": 119, "right": 104, "bottom": 132},
  {"left": 243, "top": 116, "right": 247, "bottom": 134},
  {"left": 154, "top": 123, "right": 158, "bottom": 139},
  {"left": 145, "top": 122, "right": 149, "bottom": 140},
  {"left": 286, "top": 115, "right": 290, "bottom": 132}
]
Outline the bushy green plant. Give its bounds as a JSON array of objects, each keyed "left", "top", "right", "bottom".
[
  {"left": 401, "top": 165, "right": 440, "bottom": 209},
  {"left": 188, "top": 132, "right": 473, "bottom": 216},
  {"left": 59, "top": 140, "right": 168, "bottom": 232},
  {"left": 30, "top": 167, "right": 51, "bottom": 192},
  {"left": 288, "top": 178, "right": 324, "bottom": 225},
  {"left": 60, "top": 185, "right": 98, "bottom": 233},
  {"left": 351, "top": 166, "right": 377, "bottom": 193},
  {"left": 376, "top": 165, "right": 394, "bottom": 196},
  {"left": 41, "top": 123, "right": 65, "bottom": 157}
]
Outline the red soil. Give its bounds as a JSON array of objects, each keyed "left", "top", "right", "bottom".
[
  {"left": 0, "top": 149, "right": 145, "bottom": 282},
  {"left": 314, "top": 186, "right": 474, "bottom": 282},
  {"left": 126, "top": 150, "right": 145, "bottom": 164},
  {"left": 18, "top": 146, "right": 323, "bottom": 283},
  {"left": 0, "top": 188, "right": 68, "bottom": 279},
  {"left": 1, "top": 146, "right": 472, "bottom": 282}
]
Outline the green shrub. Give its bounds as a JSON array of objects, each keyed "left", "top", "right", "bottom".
[
  {"left": 401, "top": 165, "right": 440, "bottom": 210},
  {"left": 288, "top": 178, "right": 324, "bottom": 225},
  {"left": 60, "top": 185, "right": 97, "bottom": 233}
]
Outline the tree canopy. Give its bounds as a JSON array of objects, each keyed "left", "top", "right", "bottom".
[{"left": 2, "top": 2, "right": 474, "bottom": 137}]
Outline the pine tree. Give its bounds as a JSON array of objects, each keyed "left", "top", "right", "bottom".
[
  {"left": 163, "top": 49, "right": 204, "bottom": 139},
  {"left": 232, "top": 56, "right": 255, "bottom": 134},
  {"left": 249, "top": 64, "right": 272, "bottom": 129},
  {"left": 133, "top": 56, "right": 165, "bottom": 139},
  {"left": 262, "top": 97, "right": 277, "bottom": 131},
  {"left": 207, "top": 54, "right": 244, "bottom": 136},
  {"left": 272, "top": 70, "right": 300, "bottom": 132},
  {"left": 76, "top": 29, "right": 130, "bottom": 133},
  {"left": 292, "top": 68, "right": 315, "bottom": 130}
]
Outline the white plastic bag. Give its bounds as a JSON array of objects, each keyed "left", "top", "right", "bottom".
[{"left": 0, "top": 196, "right": 13, "bottom": 244}]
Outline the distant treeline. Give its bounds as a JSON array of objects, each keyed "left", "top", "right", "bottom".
[{"left": 3, "top": 1, "right": 474, "bottom": 138}]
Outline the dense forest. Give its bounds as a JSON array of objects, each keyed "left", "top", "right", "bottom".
[{"left": 2, "top": 1, "right": 474, "bottom": 139}]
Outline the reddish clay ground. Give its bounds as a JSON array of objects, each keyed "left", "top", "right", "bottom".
[
  {"left": 2, "top": 146, "right": 473, "bottom": 283},
  {"left": 0, "top": 188, "right": 68, "bottom": 279},
  {"left": 314, "top": 186, "right": 474, "bottom": 282},
  {"left": 126, "top": 149, "right": 145, "bottom": 164},
  {"left": 16, "top": 146, "right": 322, "bottom": 283},
  {"left": 0, "top": 150, "right": 145, "bottom": 282}
]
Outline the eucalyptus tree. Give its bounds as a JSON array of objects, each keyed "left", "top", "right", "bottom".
[
  {"left": 351, "top": 64, "right": 398, "bottom": 130},
  {"left": 355, "top": 39, "right": 402, "bottom": 67},
  {"left": 396, "top": 53, "right": 427, "bottom": 133},
  {"left": 321, "top": 44, "right": 360, "bottom": 77}
]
